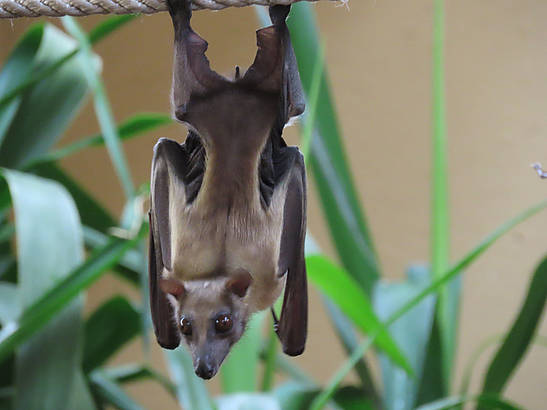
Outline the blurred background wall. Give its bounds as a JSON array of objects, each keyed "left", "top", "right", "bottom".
[{"left": 1, "top": 0, "right": 546, "bottom": 408}]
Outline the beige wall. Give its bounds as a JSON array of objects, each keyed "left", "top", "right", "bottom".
[{"left": 1, "top": 1, "right": 547, "bottom": 408}]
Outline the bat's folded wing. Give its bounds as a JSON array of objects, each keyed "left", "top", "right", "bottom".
[
  {"left": 276, "top": 148, "right": 308, "bottom": 356},
  {"left": 149, "top": 136, "right": 204, "bottom": 349}
]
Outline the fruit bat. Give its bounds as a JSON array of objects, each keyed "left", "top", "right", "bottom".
[{"left": 148, "top": 0, "right": 307, "bottom": 380}]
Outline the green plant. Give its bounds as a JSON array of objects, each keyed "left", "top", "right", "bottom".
[{"left": 0, "top": 2, "right": 545, "bottom": 409}]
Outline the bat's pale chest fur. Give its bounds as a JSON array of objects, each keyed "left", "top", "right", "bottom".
[{"left": 167, "top": 146, "right": 286, "bottom": 311}]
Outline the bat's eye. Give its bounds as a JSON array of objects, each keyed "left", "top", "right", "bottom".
[
  {"left": 180, "top": 317, "right": 192, "bottom": 336},
  {"left": 214, "top": 314, "right": 233, "bottom": 333}
]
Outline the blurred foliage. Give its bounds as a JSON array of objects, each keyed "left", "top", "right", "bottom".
[{"left": 0, "top": 2, "right": 545, "bottom": 410}]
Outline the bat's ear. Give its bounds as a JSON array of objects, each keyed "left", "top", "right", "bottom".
[
  {"left": 226, "top": 270, "right": 253, "bottom": 298},
  {"left": 160, "top": 278, "right": 186, "bottom": 298}
]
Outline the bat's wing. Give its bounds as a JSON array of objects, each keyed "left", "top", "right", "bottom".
[
  {"left": 168, "top": 0, "right": 287, "bottom": 124},
  {"left": 270, "top": 5, "right": 306, "bottom": 122},
  {"left": 276, "top": 148, "right": 308, "bottom": 356},
  {"left": 149, "top": 210, "right": 179, "bottom": 349},
  {"left": 149, "top": 136, "right": 205, "bottom": 349}
]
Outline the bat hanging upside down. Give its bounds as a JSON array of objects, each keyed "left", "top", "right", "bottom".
[{"left": 148, "top": 0, "right": 308, "bottom": 379}]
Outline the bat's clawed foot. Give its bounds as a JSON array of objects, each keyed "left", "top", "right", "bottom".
[
  {"left": 271, "top": 308, "right": 280, "bottom": 334},
  {"left": 166, "top": 0, "right": 192, "bottom": 27},
  {"left": 531, "top": 162, "right": 547, "bottom": 179},
  {"left": 269, "top": 5, "right": 290, "bottom": 26}
]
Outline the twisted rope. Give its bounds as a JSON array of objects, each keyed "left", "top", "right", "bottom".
[{"left": 0, "top": 0, "right": 337, "bottom": 18}]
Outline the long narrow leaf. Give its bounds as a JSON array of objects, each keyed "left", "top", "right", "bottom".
[
  {"left": 0, "top": 26, "right": 95, "bottom": 169},
  {"left": 165, "top": 348, "right": 214, "bottom": 410},
  {"left": 221, "top": 311, "right": 266, "bottom": 393},
  {"left": 310, "top": 199, "right": 547, "bottom": 409},
  {"left": 89, "top": 371, "right": 143, "bottom": 410},
  {"left": 373, "top": 265, "right": 436, "bottom": 410},
  {"left": 431, "top": 0, "right": 458, "bottom": 389},
  {"left": 66, "top": 371, "right": 96, "bottom": 410},
  {"left": 261, "top": 324, "right": 278, "bottom": 392},
  {"left": 32, "top": 163, "right": 116, "bottom": 232},
  {"left": 83, "top": 226, "right": 141, "bottom": 285},
  {"left": 321, "top": 298, "right": 380, "bottom": 404},
  {"left": 415, "top": 394, "right": 523, "bottom": 410},
  {"left": 102, "top": 363, "right": 177, "bottom": 398},
  {"left": 480, "top": 256, "right": 547, "bottom": 397},
  {"left": 0, "top": 284, "right": 19, "bottom": 325},
  {"left": 0, "top": 230, "right": 144, "bottom": 364},
  {"left": 0, "top": 25, "right": 42, "bottom": 143},
  {"left": 0, "top": 15, "right": 135, "bottom": 111},
  {"left": 63, "top": 17, "right": 135, "bottom": 199},
  {"left": 83, "top": 296, "right": 141, "bottom": 373},
  {"left": 415, "top": 317, "right": 445, "bottom": 405},
  {"left": 2, "top": 169, "right": 85, "bottom": 410},
  {"left": 88, "top": 15, "right": 137, "bottom": 44},
  {"left": 307, "top": 255, "right": 412, "bottom": 374},
  {"left": 30, "top": 113, "right": 171, "bottom": 166},
  {"left": 460, "top": 334, "right": 547, "bottom": 397}
]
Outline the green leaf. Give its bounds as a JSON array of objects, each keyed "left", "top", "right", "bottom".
[
  {"left": 415, "top": 394, "right": 523, "bottom": 410},
  {"left": 299, "top": 44, "right": 324, "bottom": 160},
  {"left": 32, "top": 162, "right": 116, "bottom": 232},
  {"left": 260, "top": 323, "right": 277, "bottom": 392},
  {"left": 221, "top": 311, "right": 266, "bottom": 393},
  {"left": 1, "top": 169, "right": 84, "bottom": 410},
  {"left": 373, "top": 265, "right": 436, "bottom": 410},
  {"left": 258, "top": 349, "right": 315, "bottom": 387},
  {"left": 480, "top": 256, "right": 547, "bottom": 397},
  {"left": 0, "top": 283, "right": 19, "bottom": 325},
  {"left": 89, "top": 370, "right": 143, "bottom": 410},
  {"left": 263, "top": 4, "right": 380, "bottom": 295},
  {"left": 66, "top": 370, "right": 96, "bottom": 410},
  {"left": 0, "top": 25, "right": 97, "bottom": 169},
  {"left": 460, "top": 334, "right": 547, "bottom": 397},
  {"left": 431, "top": 0, "right": 458, "bottom": 389},
  {"left": 83, "top": 296, "right": 141, "bottom": 373},
  {"left": 415, "top": 317, "right": 445, "bottom": 405},
  {"left": 165, "top": 348, "right": 214, "bottom": 410},
  {"left": 306, "top": 255, "right": 412, "bottom": 375},
  {"left": 216, "top": 393, "right": 280, "bottom": 410},
  {"left": 321, "top": 298, "right": 380, "bottom": 404},
  {"left": 101, "top": 363, "right": 177, "bottom": 398},
  {"left": 88, "top": 15, "right": 138, "bottom": 45},
  {"left": 0, "top": 24, "right": 43, "bottom": 142},
  {"left": 31, "top": 113, "right": 172, "bottom": 166},
  {"left": 273, "top": 383, "right": 374, "bottom": 410},
  {"left": 82, "top": 226, "right": 141, "bottom": 285},
  {"left": 63, "top": 17, "right": 135, "bottom": 200},
  {"left": 0, "top": 230, "right": 144, "bottom": 364},
  {"left": 0, "top": 14, "right": 134, "bottom": 112},
  {"left": 310, "top": 199, "right": 547, "bottom": 409}
]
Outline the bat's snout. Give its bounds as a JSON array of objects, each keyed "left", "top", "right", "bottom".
[{"left": 195, "top": 359, "right": 217, "bottom": 380}]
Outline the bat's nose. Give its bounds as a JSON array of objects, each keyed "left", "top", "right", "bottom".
[{"left": 195, "top": 361, "right": 215, "bottom": 379}]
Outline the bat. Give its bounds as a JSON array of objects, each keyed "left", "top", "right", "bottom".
[{"left": 148, "top": 0, "right": 308, "bottom": 379}]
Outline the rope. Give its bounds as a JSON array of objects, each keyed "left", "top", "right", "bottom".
[{"left": 0, "top": 0, "right": 338, "bottom": 18}]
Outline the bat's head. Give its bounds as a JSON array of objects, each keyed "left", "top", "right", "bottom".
[{"left": 160, "top": 270, "right": 253, "bottom": 379}]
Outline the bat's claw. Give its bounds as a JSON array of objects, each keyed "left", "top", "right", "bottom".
[
  {"left": 167, "top": 0, "right": 191, "bottom": 27},
  {"left": 269, "top": 4, "right": 290, "bottom": 26},
  {"left": 531, "top": 162, "right": 547, "bottom": 179},
  {"left": 271, "top": 308, "right": 280, "bottom": 335}
]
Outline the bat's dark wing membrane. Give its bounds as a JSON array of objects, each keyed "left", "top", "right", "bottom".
[
  {"left": 276, "top": 148, "right": 308, "bottom": 356},
  {"left": 270, "top": 5, "right": 306, "bottom": 122},
  {"left": 149, "top": 136, "right": 205, "bottom": 349}
]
